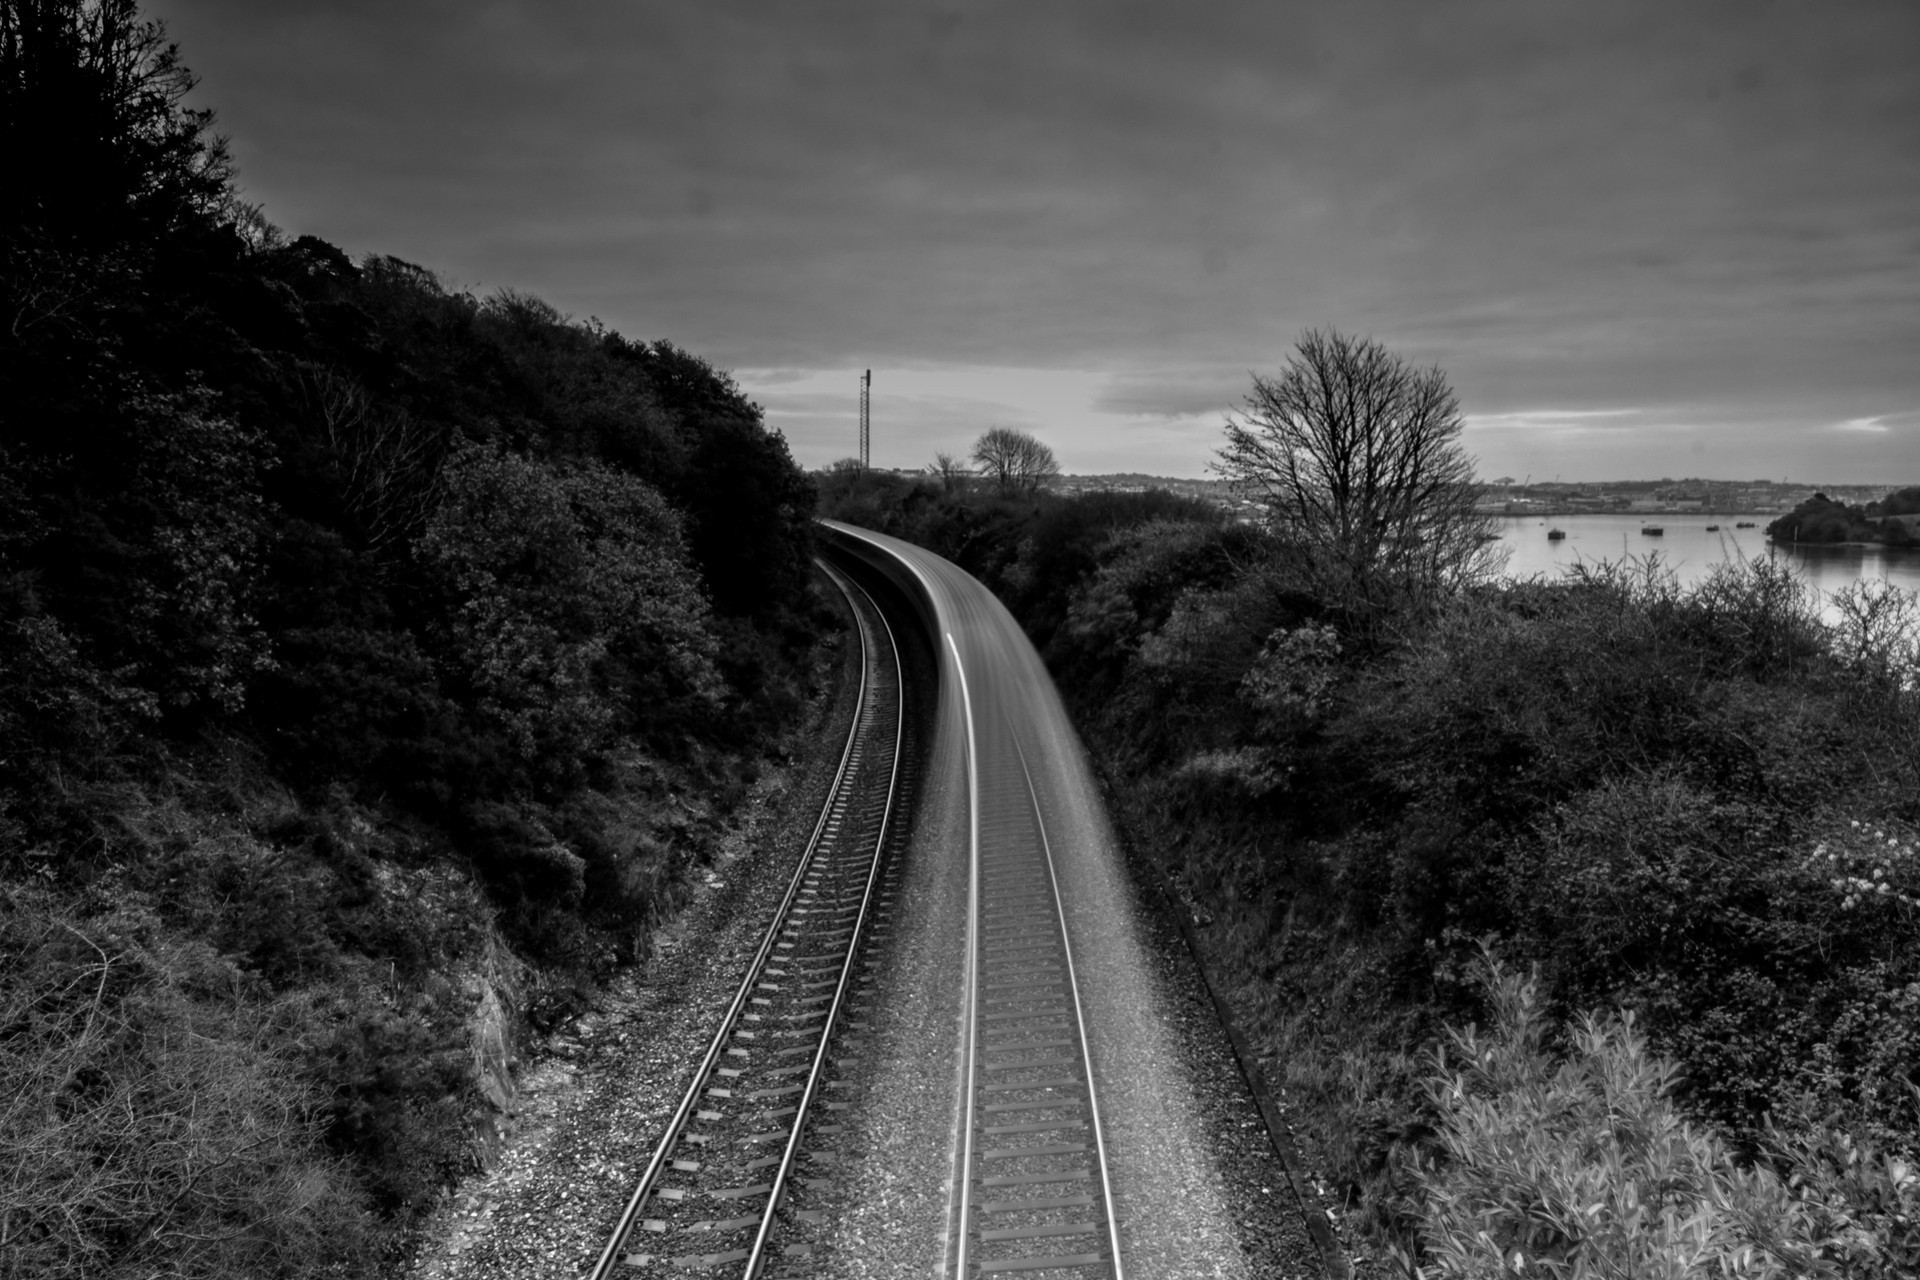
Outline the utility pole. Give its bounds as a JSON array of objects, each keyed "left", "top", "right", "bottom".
[{"left": 859, "top": 369, "right": 871, "bottom": 469}]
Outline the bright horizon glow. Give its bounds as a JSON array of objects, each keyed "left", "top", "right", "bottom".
[
  {"left": 740, "top": 365, "right": 1228, "bottom": 477},
  {"left": 146, "top": 0, "right": 1920, "bottom": 487},
  {"left": 750, "top": 368, "right": 1917, "bottom": 487}
]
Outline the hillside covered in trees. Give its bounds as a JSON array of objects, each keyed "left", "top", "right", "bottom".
[
  {"left": 1768, "top": 487, "right": 1920, "bottom": 546},
  {"left": 1, "top": 2, "right": 821, "bottom": 1273},
  {"left": 823, "top": 397, "right": 1920, "bottom": 1275}
]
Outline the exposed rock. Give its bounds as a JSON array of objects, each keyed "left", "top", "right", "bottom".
[{"left": 468, "top": 981, "right": 517, "bottom": 1170}]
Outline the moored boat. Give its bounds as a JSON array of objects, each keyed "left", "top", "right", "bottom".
[
  {"left": 1705, "top": 524, "right": 1720, "bottom": 531},
  {"left": 1547, "top": 528, "right": 1566, "bottom": 541},
  {"left": 1642, "top": 525, "right": 1664, "bottom": 536}
]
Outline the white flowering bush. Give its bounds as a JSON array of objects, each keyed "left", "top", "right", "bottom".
[
  {"left": 1168, "top": 745, "right": 1287, "bottom": 798},
  {"left": 1239, "top": 622, "right": 1343, "bottom": 736},
  {"left": 1803, "top": 819, "right": 1919, "bottom": 912}
]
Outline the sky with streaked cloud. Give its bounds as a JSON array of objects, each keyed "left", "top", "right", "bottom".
[{"left": 151, "top": 0, "right": 1919, "bottom": 481}]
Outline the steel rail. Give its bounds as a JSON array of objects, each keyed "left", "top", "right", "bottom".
[
  {"left": 1013, "top": 736, "right": 1125, "bottom": 1280},
  {"left": 945, "top": 638, "right": 1123, "bottom": 1279},
  {"left": 741, "top": 566, "right": 906, "bottom": 1276},
  {"left": 586, "top": 560, "right": 883, "bottom": 1280},
  {"left": 947, "top": 632, "right": 983, "bottom": 1280}
]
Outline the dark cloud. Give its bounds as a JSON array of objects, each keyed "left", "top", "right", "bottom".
[
  {"left": 150, "top": 0, "right": 1920, "bottom": 479},
  {"left": 1092, "top": 369, "right": 1251, "bottom": 420}
]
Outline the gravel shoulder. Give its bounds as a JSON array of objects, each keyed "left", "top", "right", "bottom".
[
  {"left": 397, "top": 582, "right": 863, "bottom": 1280},
  {"left": 398, "top": 551, "right": 1333, "bottom": 1280},
  {"left": 807, "top": 529, "right": 1330, "bottom": 1280},
  {"left": 1027, "top": 682, "right": 1327, "bottom": 1280}
]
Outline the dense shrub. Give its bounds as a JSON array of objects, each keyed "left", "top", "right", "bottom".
[
  {"left": 0, "top": 893, "right": 374, "bottom": 1279},
  {"left": 420, "top": 444, "right": 723, "bottom": 778},
  {"left": 1413, "top": 959, "right": 1920, "bottom": 1278},
  {"left": 1769, "top": 491, "right": 1916, "bottom": 547},
  {"left": 0, "top": 0, "right": 827, "bottom": 1266},
  {"left": 838, "top": 474, "right": 1920, "bottom": 1271}
]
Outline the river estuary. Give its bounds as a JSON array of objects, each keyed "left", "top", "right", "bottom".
[{"left": 1495, "top": 513, "right": 1920, "bottom": 601}]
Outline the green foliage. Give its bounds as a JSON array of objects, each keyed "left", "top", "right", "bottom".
[
  {"left": 0, "top": 0, "right": 235, "bottom": 250},
  {"left": 622, "top": 340, "right": 817, "bottom": 625},
  {"left": 1412, "top": 958, "right": 1919, "bottom": 1278},
  {"left": 3, "top": 384, "right": 272, "bottom": 736},
  {"left": 114, "top": 388, "right": 274, "bottom": 713},
  {"left": 0, "top": 0, "right": 827, "bottom": 1266},
  {"left": 0, "top": 613, "right": 137, "bottom": 774},
  {"left": 1768, "top": 492, "right": 1916, "bottom": 547},
  {"left": 851, "top": 474, "right": 1920, "bottom": 1269},
  {"left": 421, "top": 444, "right": 722, "bottom": 776}
]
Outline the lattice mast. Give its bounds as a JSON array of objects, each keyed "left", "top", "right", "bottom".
[{"left": 858, "top": 369, "right": 871, "bottom": 468}]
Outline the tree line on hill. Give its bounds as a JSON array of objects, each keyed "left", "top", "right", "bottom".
[
  {"left": 1768, "top": 488, "right": 1920, "bottom": 546},
  {"left": 822, "top": 332, "right": 1920, "bottom": 1277},
  {"left": 1, "top": 1, "right": 820, "bottom": 1273}
]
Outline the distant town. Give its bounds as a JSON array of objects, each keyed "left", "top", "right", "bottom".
[
  {"left": 855, "top": 469, "right": 1914, "bottom": 519},
  {"left": 1470, "top": 478, "right": 1913, "bottom": 518}
]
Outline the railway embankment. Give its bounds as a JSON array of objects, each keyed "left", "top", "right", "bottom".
[
  {"left": 405, "top": 566, "right": 873, "bottom": 1278},
  {"left": 824, "top": 521, "right": 1327, "bottom": 1280},
  {"left": 818, "top": 469, "right": 1920, "bottom": 1278},
  {"left": 1, "top": 41, "right": 830, "bottom": 1266}
]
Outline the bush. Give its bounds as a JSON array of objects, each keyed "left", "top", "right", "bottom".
[
  {"left": 874, "top": 486, "right": 1920, "bottom": 1263},
  {"left": 0, "top": 895, "right": 374, "bottom": 1279},
  {"left": 2, "top": 4, "right": 827, "bottom": 1265},
  {"left": 1411, "top": 958, "right": 1918, "bottom": 1279},
  {"left": 420, "top": 443, "right": 723, "bottom": 779}
]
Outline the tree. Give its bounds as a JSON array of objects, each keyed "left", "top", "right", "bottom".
[
  {"left": 971, "top": 426, "right": 1059, "bottom": 494},
  {"left": 602, "top": 337, "right": 815, "bottom": 623},
  {"left": 1214, "top": 328, "right": 1498, "bottom": 626},
  {"left": 291, "top": 362, "right": 449, "bottom": 561},
  {"left": 0, "top": 0, "right": 235, "bottom": 248},
  {"left": 927, "top": 450, "right": 970, "bottom": 493},
  {"left": 419, "top": 444, "right": 723, "bottom": 781}
]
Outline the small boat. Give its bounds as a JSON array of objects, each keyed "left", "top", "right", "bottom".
[
  {"left": 1642, "top": 525, "right": 1664, "bottom": 536},
  {"left": 1705, "top": 524, "right": 1720, "bottom": 531},
  {"left": 1736, "top": 521, "right": 1756, "bottom": 528},
  {"left": 1547, "top": 528, "right": 1566, "bottom": 541}
]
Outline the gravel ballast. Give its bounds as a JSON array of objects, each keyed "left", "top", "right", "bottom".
[
  {"left": 404, "top": 547, "right": 1329, "bottom": 1279},
  {"left": 401, "top": 587, "right": 865, "bottom": 1280}
]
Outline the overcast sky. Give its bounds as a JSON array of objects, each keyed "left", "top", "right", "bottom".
[{"left": 152, "top": 0, "right": 1919, "bottom": 482}]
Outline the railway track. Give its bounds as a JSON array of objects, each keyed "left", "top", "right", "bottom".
[
  {"left": 588, "top": 561, "right": 906, "bottom": 1280},
  {"left": 945, "top": 640, "right": 1125, "bottom": 1279},
  {"left": 589, "top": 542, "right": 1128, "bottom": 1277}
]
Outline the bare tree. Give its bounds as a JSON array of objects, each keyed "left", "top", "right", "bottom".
[
  {"left": 927, "top": 450, "right": 971, "bottom": 493},
  {"left": 1827, "top": 577, "right": 1920, "bottom": 684},
  {"left": 971, "top": 427, "right": 1060, "bottom": 494},
  {"left": 292, "top": 364, "right": 447, "bottom": 559},
  {"left": 1214, "top": 329, "right": 1499, "bottom": 625}
]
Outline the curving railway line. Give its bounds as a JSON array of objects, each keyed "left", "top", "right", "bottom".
[
  {"left": 588, "top": 560, "right": 907, "bottom": 1280},
  {"left": 584, "top": 527, "right": 1324, "bottom": 1280},
  {"left": 945, "top": 646, "right": 1124, "bottom": 1278}
]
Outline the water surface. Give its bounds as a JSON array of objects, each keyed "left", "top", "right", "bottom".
[{"left": 1494, "top": 513, "right": 1920, "bottom": 600}]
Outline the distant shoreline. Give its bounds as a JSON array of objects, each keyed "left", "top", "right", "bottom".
[
  {"left": 1497, "top": 514, "right": 1920, "bottom": 554},
  {"left": 1494, "top": 510, "right": 1778, "bottom": 519},
  {"left": 1770, "top": 539, "right": 1920, "bottom": 553}
]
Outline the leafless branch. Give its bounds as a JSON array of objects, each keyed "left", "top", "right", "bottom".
[
  {"left": 292, "top": 363, "right": 448, "bottom": 558},
  {"left": 971, "top": 426, "right": 1060, "bottom": 494},
  {"left": 1214, "top": 329, "right": 1498, "bottom": 632}
]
